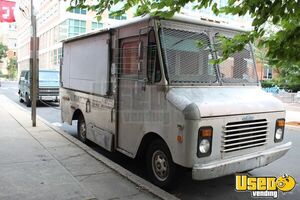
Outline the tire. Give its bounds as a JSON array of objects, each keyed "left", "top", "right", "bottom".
[
  {"left": 77, "top": 114, "right": 87, "bottom": 143},
  {"left": 146, "top": 139, "right": 177, "bottom": 189},
  {"left": 19, "top": 92, "right": 24, "bottom": 103},
  {"left": 25, "top": 93, "right": 31, "bottom": 107}
]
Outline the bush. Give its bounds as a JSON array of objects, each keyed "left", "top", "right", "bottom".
[
  {"left": 279, "top": 83, "right": 300, "bottom": 92},
  {"left": 260, "top": 80, "right": 276, "bottom": 88},
  {"left": 261, "top": 79, "right": 300, "bottom": 92}
]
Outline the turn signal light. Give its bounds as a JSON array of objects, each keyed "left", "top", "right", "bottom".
[
  {"left": 276, "top": 119, "right": 285, "bottom": 127},
  {"left": 177, "top": 135, "right": 184, "bottom": 143},
  {"left": 200, "top": 128, "right": 212, "bottom": 137}
]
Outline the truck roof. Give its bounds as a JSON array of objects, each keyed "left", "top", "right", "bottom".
[{"left": 63, "top": 13, "right": 252, "bottom": 43}]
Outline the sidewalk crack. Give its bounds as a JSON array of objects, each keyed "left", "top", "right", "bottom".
[{"left": 59, "top": 153, "right": 86, "bottom": 161}]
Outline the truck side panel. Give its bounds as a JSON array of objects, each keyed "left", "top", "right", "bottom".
[{"left": 62, "top": 33, "right": 110, "bottom": 96}]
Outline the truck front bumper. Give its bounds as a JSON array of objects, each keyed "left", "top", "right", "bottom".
[
  {"left": 192, "top": 142, "right": 292, "bottom": 180},
  {"left": 38, "top": 96, "right": 59, "bottom": 101}
]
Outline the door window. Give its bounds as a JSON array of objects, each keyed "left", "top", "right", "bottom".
[
  {"left": 25, "top": 72, "right": 29, "bottom": 81},
  {"left": 121, "top": 41, "right": 139, "bottom": 76},
  {"left": 147, "top": 30, "right": 161, "bottom": 83}
]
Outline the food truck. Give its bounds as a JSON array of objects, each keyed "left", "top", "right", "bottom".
[{"left": 60, "top": 14, "right": 291, "bottom": 188}]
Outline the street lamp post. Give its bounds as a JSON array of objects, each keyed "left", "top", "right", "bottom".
[{"left": 30, "top": 0, "right": 38, "bottom": 127}]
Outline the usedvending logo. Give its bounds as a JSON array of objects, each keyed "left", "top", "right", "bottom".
[{"left": 235, "top": 174, "right": 296, "bottom": 198}]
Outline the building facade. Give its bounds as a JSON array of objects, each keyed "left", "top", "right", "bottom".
[
  {"left": 16, "top": 0, "right": 133, "bottom": 74},
  {"left": 17, "top": 0, "right": 272, "bottom": 81},
  {"left": 0, "top": 21, "right": 17, "bottom": 76},
  {"left": 182, "top": 0, "right": 252, "bottom": 29}
]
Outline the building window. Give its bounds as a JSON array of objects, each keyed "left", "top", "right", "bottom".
[
  {"left": 58, "top": 48, "right": 62, "bottom": 63},
  {"left": 52, "top": 49, "right": 58, "bottom": 65},
  {"left": 109, "top": 13, "right": 127, "bottom": 20},
  {"left": 68, "top": 19, "right": 86, "bottom": 37},
  {"left": 263, "top": 65, "right": 273, "bottom": 79},
  {"left": 59, "top": 21, "right": 68, "bottom": 41},
  {"left": 70, "top": 8, "right": 87, "bottom": 15},
  {"left": 91, "top": 22, "right": 103, "bottom": 30}
]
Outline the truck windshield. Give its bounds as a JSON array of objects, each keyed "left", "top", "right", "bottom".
[
  {"left": 214, "top": 37, "right": 258, "bottom": 84},
  {"left": 39, "top": 71, "right": 59, "bottom": 82},
  {"left": 159, "top": 28, "right": 218, "bottom": 84},
  {"left": 159, "top": 27, "right": 258, "bottom": 85}
]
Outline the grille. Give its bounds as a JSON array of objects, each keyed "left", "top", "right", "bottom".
[
  {"left": 38, "top": 88, "right": 59, "bottom": 96},
  {"left": 222, "top": 119, "right": 268, "bottom": 153}
]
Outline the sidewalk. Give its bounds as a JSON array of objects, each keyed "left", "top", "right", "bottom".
[
  {"left": 0, "top": 95, "right": 176, "bottom": 200},
  {"left": 285, "top": 103, "right": 300, "bottom": 127}
]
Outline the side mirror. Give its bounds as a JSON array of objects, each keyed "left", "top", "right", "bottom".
[{"left": 20, "top": 77, "right": 25, "bottom": 81}]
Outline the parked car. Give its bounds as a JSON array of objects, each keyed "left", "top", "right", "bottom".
[{"left": 18, "top": 69, "right": 60, "bottom": 107}]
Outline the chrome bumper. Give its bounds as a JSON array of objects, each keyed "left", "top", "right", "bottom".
[
  {"left": 38, "top": 96, "right": 59, "bottom": 101},
  {"left": 192, "top": 142, "right": 292, "bottom": 180}
]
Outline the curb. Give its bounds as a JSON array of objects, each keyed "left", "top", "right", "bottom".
[{"left": 37, "top": 116, "right": 179, "bottom": 200}]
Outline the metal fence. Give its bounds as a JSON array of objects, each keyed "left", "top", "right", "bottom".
[{"left": 273, "top": 92, "right": 300, "bottom": 103}]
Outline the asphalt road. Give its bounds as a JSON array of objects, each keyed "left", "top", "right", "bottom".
[{"left": 1, "top": 80, "right": 299, "bottom": 200}]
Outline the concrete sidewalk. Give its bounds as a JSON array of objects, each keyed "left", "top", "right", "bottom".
[
  {"left": 285, "top": 103, "right": 300, "bottom": 126},
  {"left": 0, "top": 95, "right": 176, "bottom": 200}
]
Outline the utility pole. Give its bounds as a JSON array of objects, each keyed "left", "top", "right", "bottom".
[{"left": 30, "top": 0, "right": 38, "bottom": 127}]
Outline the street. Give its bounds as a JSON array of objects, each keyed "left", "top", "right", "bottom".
[{"left": 1, "top": 80, "right": 299, "bottom": 200}]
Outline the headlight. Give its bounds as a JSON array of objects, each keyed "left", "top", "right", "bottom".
[
  {"left": 199, "top": 139, "right": 210, "bottom": 153},
  {"left": 274, "top": 119, "right": 285, "bottom": 143},
  {"left": 197, "top": 127, "right": 213, "bottom": 157},
  {"left": 275, "top": 129, "right": 283, "bottom": 140}
]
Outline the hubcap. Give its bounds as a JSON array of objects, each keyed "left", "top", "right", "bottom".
[
  {"left": 79, "top": 120, "right": 86, "bottom": 139},
  {"left": 152, "top": 150, "right": 169, "bottom": 181}
]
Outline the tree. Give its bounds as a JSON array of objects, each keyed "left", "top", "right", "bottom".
[
  {"left": 7, "top": 57, "right": 17, "bottom": 80},
  {"left": 69, "top": 0, "right": 300, "bottom": 67},
  {"left": 0, "top": 42, "right": 8, "bottom": 63}
]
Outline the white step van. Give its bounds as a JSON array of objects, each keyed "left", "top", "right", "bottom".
[{"left": 60, "top": 14, "right": 292, "bottom": 188}]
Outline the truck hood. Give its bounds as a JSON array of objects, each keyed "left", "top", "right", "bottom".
[{"left": 166, "top": 87, "right": 284, "bottom": 119}]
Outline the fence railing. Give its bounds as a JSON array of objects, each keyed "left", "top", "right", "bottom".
[{"left": 273, "top": 92, "right": 300, "bottom": 103}]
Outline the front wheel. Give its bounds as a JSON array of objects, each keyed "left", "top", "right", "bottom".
[
  {"left": 19, "top": 92, "right": 24, "bottom": 103},
  {"left": 77, "top": 114, "right": 87, "bottom": 143},
  {"left": 146, "top": 139, "right": 177, "bottom": 189},
  {"left": 25, "top": 93, "right": 31, "bottom": 107}
]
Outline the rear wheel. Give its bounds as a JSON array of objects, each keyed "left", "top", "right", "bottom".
[
  {"left": 77, "top": 114, "right": 87, "bottom": 143},
  {"left": 146, "top": 139, "right": 176, "bottom": 189},
  {"left": 25, "top": 93, "right": 31, "bottom": 107}
]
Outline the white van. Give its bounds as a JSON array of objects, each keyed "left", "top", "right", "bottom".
[{"left": 60, "top": 14, "right": 291, "bottom": 188}]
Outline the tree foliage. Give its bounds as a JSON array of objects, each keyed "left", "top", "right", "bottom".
[
  {"left": 69, "top": 0, "right": 300, "bottom": 67},
  {"left": 0, "top": 42, "right": 8, "bottom": 63},
  {"left": 7, "top": 58, "right": 17, "bottom": 79}
]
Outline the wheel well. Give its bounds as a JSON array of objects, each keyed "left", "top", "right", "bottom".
[
  {"left": 72, "top": 109, "right": 83, "bottom": 121},
  {"left": 136, "top": 132, "right": 168, "bottom": 159}
]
